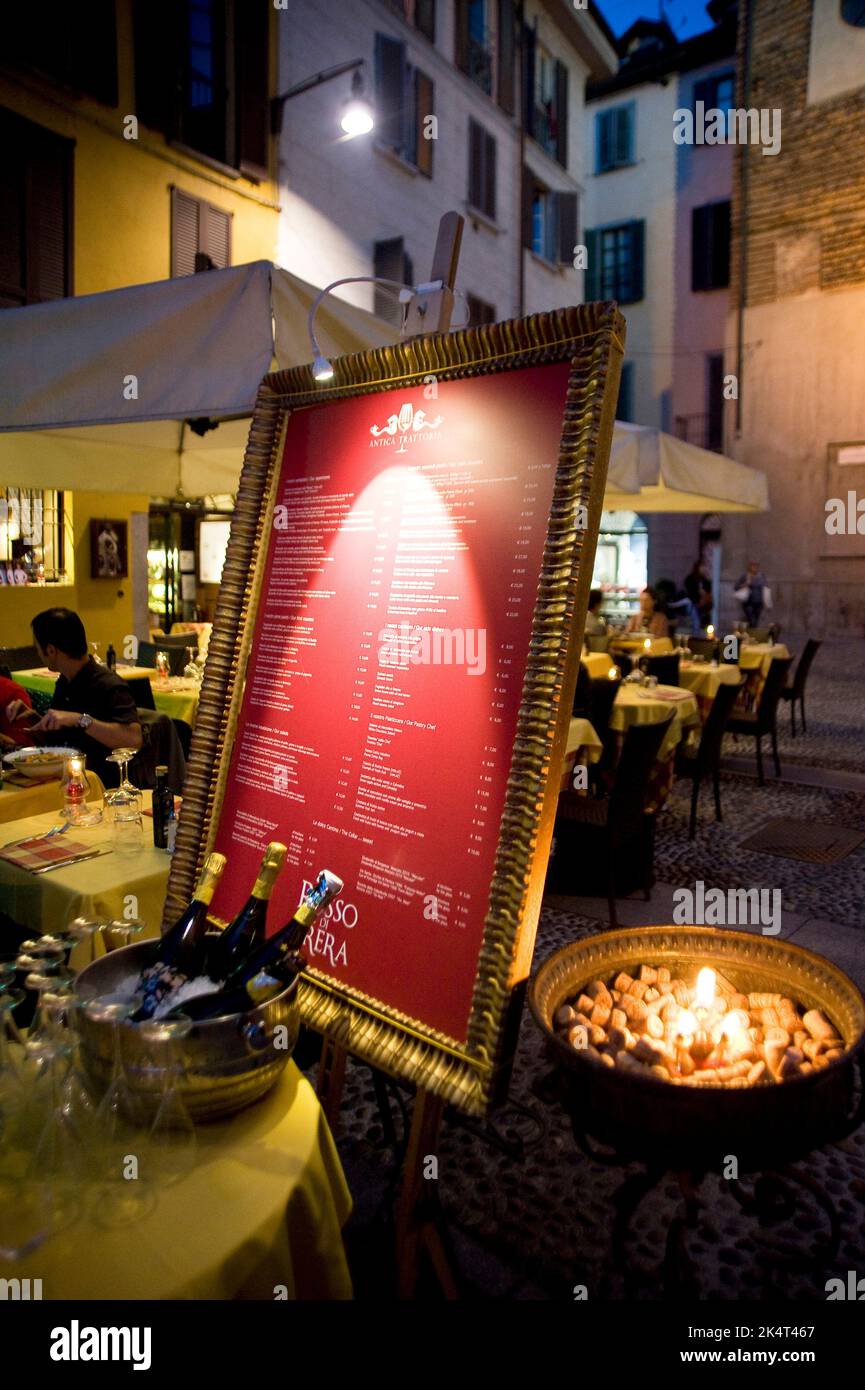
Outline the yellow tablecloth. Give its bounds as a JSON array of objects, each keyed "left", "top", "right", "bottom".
[
  {"left": 678, "top": 660, "right": 743, "bottom": 700},
  {"left": 609, "top": 635, "right": 674, "bottom": 656},
  {"left": 0, "top": 772, "right": 105, "bottom": 826},
  {"left": 581, "top": 652, "right": 620, "bottom": 680},
  {"left": 611, "top": 684, "right": 700, "bottom": 759},
  {"left": 737, "top": 642, "right": 790, "bottom": 678},
  {"left": 0, "top": 794, "right": 169, "bottom": 940},
  {"left": 566, "top": 717, "right": 603, "bottom": 762},
  {"left": 12, "top": 668, "right": 200, "bottom": 728},
  {"left": 9, "top": 1062, "right": 353, "bottom": 1300}
]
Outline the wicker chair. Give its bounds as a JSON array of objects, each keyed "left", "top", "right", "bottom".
[{"left": 726, "top": 657, "right": 793, "bottom": 785}]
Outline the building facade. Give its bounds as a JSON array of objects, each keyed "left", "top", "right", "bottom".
[
  {"left": 723, "top": 0, "right": 865, "bottom": 635},
  {"left": 274, "top": 0, "right": 616, "bottom": 327}
]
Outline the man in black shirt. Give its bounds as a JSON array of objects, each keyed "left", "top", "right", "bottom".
[{"left": 3, "top": 608, "right": 142, "bottom": 787}]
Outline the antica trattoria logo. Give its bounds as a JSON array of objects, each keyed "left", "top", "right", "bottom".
[{"left": 369, "top": 402, "right": 443, "bottom": 453}]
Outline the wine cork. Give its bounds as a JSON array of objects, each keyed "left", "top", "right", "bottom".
[
  {"left": 650, "top": 1064, "right": 670, "bottom": 1080},
  {"left": 671, "top": 981, "right": 690, "bottom": 1007},
  {"left": 803, "top": 1009, "right": 835, "bottom": 1041},
  {"left": 597, "top": 1050, "right": 615, "bottom": 1068},
  {"left": 713, "top": 971, "right": 738, "bottom": 996},
  {"left": 607, "top": 1025, "right": 630, "bottom": 1052},
  {"left": 730, "top": 993, "right": 750, "bottom": 1012},
  {"left": 639, "top": 964, "right": 658, "bottom": 985},
  {"left": 678, "top": 1050, "right": 696, "bottom": 1076},
  {"left": 614, "top": 972, "right": 634, "bottom": 993},
  {"left": 647, "top": 1013, "right": 664, "bottom": 1040},
  {"left": 627, "top": 979, "right": 649, "bottom": 1000},
  {"left": 575, "top": 1012, "right": 593, "bottom": 1029},
  {"left": 590, "top": 1002, "right": 612, "bottom": 1029},
  {"left": 619, "top": 994, "right": 649, "bottom": 1025},
  {"left": 555, "top": 1004, "right": 577, "bottom": 1028},
  {"left": 631, "top": 1037, "right": 665, "bottom": 1067},
  {"left": 577, "top": 994, "right": 595, "bottom": 1017},
  {"left": 800, "top": 1062, "right": 814, "bottom": 1075},
  {"left": 588, "top": 1023, "right": 607, "bottom": 1046},
  {"left": 657, "top": 967, "right": 671, "bottom": 985},
  {"left": 749, "top": 992, "right": 782, "bottom": 1008},
  {"left": 747, "top": 1060, "right": 767, "bottom": 1085},
  {"left": 779, "top": 1047, "right": 804, "bottom": 1080},
  {"left": 644, "top": 986, "right": 660, "bottom": 1003},
  {"left": 802, "top": 1037, "right": 827, "bottom": 1062},
  {"left": 586, "top": 980, "right": 613, "bottom": 1009},
  {"left": 615, "top": 1051, "right": 644, "bottom": 1075},
  {"left": 610, "top": 1008, "right": 627, "bottom": 1031},
  {"left": 760, "top": 1007, "right": 781, "bottom": 1029},
  {"left": 793, "top": 1030, "right": 808, "bottom": 1049},
  {"left": 823, "top": 1048, "right": 844, "bottom": 1064}
]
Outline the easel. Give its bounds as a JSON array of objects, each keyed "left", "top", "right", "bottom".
[{"left": 315, "top": 213, "right": 465, "bottom": 1299}]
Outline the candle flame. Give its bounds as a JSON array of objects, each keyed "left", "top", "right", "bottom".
[
  {"left": 643, "top": 637, "right": 652, "bottom": 650},
  {"left": 676, "top": 1009, "right": 698, "bottom": 1039},
  {"left": 694, "top": 967, "right": 717, "bottom": 1010},
  {"left": 706, "top": 624, "right": 715, "bottom": 638},
  {"left": 608, "top": 666, "right": 618, "bottom": 680},
  {"left": 720, "top": 1009, "right": 749, "bottom": 1041}
]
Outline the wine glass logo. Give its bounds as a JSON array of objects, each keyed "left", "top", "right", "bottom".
[{"left": 370, "top": 402, "right": 443, "bottom": 453}]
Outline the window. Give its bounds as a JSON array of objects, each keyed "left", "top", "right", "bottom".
[
  {"left": 374, "top": 238, "right": 414, "bottom": 326},
  {"left": 523, "top": 34, "right": 569, "bottom": 166},
  {"left": 841, "top": 0, "right": 865, "bottom": 23},
  {"left": 692, "top": 201, "right": 730, "bottom": 291},
  {"left": 5, "top": 3, "right": 118, "bottom": 106},
  {"left": 171, "top": 189, "right": 232, "bottom": 276},
  {"left": 374, "top": 34, "right": 435, "bottom": 175},
  {"left": 134, "top": 0, "right": 269, "bottom": 177},
  {"left": 523, "top": 174, "right": 578, "bottom": 265},
  {"left": 465, "top": 294, "right": 496, "bottom": 326},
  {"left": 455, "top": 0, "right": 493, "bottom": 96},
  {"left": 706, "top": 353, "right": 724, "bottom": 451},
  {"left": 0, "top": 108, "right": 73, "bottom": 309},
  {"left": 616, "top": 363, "right": 634, "bottom": 423},
  {"left": 0, "top": 489, "right": 69, "bottom": 584},
  {"left": 585, "top": 223, "right": 645, "bottom": 303},
  {"left": 595, "top": 104, "right": 634, "bottom": 173},
  {"left": 693, "top": 70, "right": 736, "bottom": 115},
  {"left": 386, "top": 0, "right": 437, "bottom": 39},
  {"left": 468, "top": 119, "right": 497, "bottom": 220}
]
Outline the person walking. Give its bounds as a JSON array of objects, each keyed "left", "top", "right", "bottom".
[{"left": 735, "top": 560, "right": 768, "bottom": 628}]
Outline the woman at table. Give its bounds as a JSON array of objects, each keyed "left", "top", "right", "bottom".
[
  {"left": 584, "top": 589, "right": 607, "bottom": 637},
  {"left": 625, "top": 587, "right": 670, "bottom": 639},
  {"left": 0, "top": 674, "right": 34, "bottom": 748}
]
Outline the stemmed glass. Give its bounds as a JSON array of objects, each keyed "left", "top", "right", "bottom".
[
  {"left": 137, "top": 1016, "right": 197, "bottom": 1185},
  {"left": 85, "top": 1000, "right": 155, "bottom": 1226},
  {"left": 155, "top": 651, "right": 170, "bottom": 684},
  {"left": 100, "top": 919, "right": 147, "bottom": 953},
  {"left": 90, "top": 641, "right": 103, "bottom": 665},
  {"left": 104, "top": 747, "right": 142, "bottom": 826}
]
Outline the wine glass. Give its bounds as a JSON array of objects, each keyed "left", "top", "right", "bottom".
[
  {"left": 155, "top": 651, "right": 169, "bottom": 683},
  {"left": 86, "top": 1001, "right": 156, "bottom": 1227},
  {"left": 137, "top": 1016, "right": 197, "bottom": 1185},
  {"left": 104, "top": 747, "right": 142, "bottom": 820},
  {"left": 90, "top": 641, "right": 102, "bottom": 665},
  {"left": 112, "top": 791, "right": 143, "bottom": 854},
  {"left": 101, "top": 919, "right": 147, "bottom": 953},
  {"left": 182, "top": 646, "right": 197, "bottom": 681}
]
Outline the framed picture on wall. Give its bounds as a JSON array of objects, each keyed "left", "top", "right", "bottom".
[{"left": 89, "top": 519, "right": 128, "bottom": 579}]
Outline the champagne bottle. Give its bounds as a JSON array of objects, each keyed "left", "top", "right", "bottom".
[
  {"left": 106, "top": 643, "right": 116, "bottom": 671},
  {"left": 165, "top": 869, "right": 342, "bottom": 1022},
  {"left": 206, "top": 842, "right": 287, "bottom": 981},
  {"left": 130, "top": 852, "right": 226, "bottom": 1021},
  {"left": 152, "top": 765, "right": 171, "bottom": 849}
]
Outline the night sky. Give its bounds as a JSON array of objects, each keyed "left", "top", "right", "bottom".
[{"left": 596, "top": 0, "right": 715, "bottom": 38}]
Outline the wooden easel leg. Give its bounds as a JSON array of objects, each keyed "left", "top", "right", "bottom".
[
  {"left": 394, "top": 1089, "right": 457, "bottom": 1298},
  {"left": 316, "top": 1038, "right": 348, "bottom": 1133}
]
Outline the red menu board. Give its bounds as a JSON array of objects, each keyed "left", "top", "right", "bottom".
[{"left": 211, "top": 362, "right": 573, "bottom": 1043}]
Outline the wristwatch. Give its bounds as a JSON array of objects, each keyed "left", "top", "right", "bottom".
[{"left": 78, "top": 713, "right": 93, "bottom": 731}]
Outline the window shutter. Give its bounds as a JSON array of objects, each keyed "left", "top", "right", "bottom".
[
  {"left": 133, "top": 0, "right": 181, "bottom": 137},
  {"left": 415, "top": 71, "right": 434, "bottom": 176},
  {"left": 201, "top": 203, "right": 231, "bottom": 269},
  {"left": 584, "top": 228, "right": 600, "bottom": 300},
  {"left": 236, "top": 0, "right": 270, "bottom": 178},
  {"left": 415, "top": 0, "right": 436, "bottom": 41},
  {"left": 556, "top": 191, "right": 578, "bottom": 266},
  {"left": 616, "top": 105, "right": 633, "bottom": 164},
  {"left": 521, "top": 172, "right": 534, "bottom": 251},
  {"left": 596, "top": 110, "right": 611, "bottom": 172},
  {"left": 375, "top": 33, "right": 407, "bottom": 152},
  {"left": 26, "top": 127, "right": 73, "bottom": 302},
  {"left": 374, "top": 237, "right": 409, "bottom": 325},
  {"left": 693, "top": 76, "right": 711, "bottom": 111},
  {"left": 497, "top": 0, "right": 516, "bottom": 115},
  {"left": 522, "top": 24, "right": 536, "bottom": 136},
  {"left": 555, "top": 61, "right": 568, "bottom": 167},
  {"left": 691, "top": 204, "right": 709, "bottom": 291},
  {"left": 468, "top": 118, "right": 482, "bottom": 207},
  {"left": 484, "top": 130, "right": 496, "bottom": 220},
  {"left": 616, "top": 363, "right": 634, "bottom": 423},
  {"left": 627, "top": 220, "right": 645, "bottom": 302},
  {"left": 713, "top": 201, "right": 731, "bottom": 287},
  {"left": 455, "top": 0, "right": 470, "bottom": 72},
  {"left": 171, "top": 189, "right": 199, "bottom": 276}
]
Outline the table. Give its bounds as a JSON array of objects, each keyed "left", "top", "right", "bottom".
[
  {"left": 581, "top": 652, "right": 620, "bottom": 680},
  {"left": 0, "top": 793, "right": 169, "bottom": 942},
  {"left": 609, "top": 635, "right": 674, "bottom": 656},
  {"left": 678, "top": 659, "right": 743, "bottom": 721},
  {"left": 735, "top": 642, "right": 791, "bottom": 708},
  {"left": 9, "top": 1062, "right": 353, "bottom": 1299},
  {"left": 610, "top": 683, "right": 700, "bottom": 812},
  {"left": 12, "top": 668, "right": 200, "bottom": 728},
  {"left": 0, "top": 772, "right": 105, "bottom": 826},
  {"left": 561, "top": 716, "right": 603, "bottom": 792}
]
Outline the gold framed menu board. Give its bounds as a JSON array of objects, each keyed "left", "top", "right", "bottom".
[{"left": 165, "top": 304, "right": 624, "bottom": 1115}]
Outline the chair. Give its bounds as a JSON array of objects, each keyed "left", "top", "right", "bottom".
[
  {"left": 172, "top": 718, "right": 192, "bottom": 759},
  {"left": 0, "top": 644, "right": 40, "bottom": 672},
  {"left": 726, "top": 657, "right": 793, "bottom": 785},
  {"left": 687, "top": 637, "right": 716, "bottom": 660},
  {"left": 551, "top": 716, "right": 672, "bottom": 926},
  {"left": 779, "top": 639, "right": 821, "bottom": 737},
  {"left": 136, "top": 640, "right": 158, "bottom": 669},
  {"left": 129, "top": 709, "right": 186, "bottom": 791},
  {"left": 124, "top": 676, "right": 156, "bottom": 710},
  {"left": 675, "top": 678, "right": 743, "bottom": 838},
  {"left": 747, "top": 627, "right": 780, "bottom": 643},
  {"left": 645, "top": 653, "right": 680, "bottom": 687},
  {"left": 584, "top": 634, "right": 610, "bottom": 653},
  {"left": 140, "top": 635, "right": 195, "bottom": 677}
]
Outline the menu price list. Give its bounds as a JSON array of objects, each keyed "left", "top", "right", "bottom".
[{"left": 212, "top": 364, "right": 573, "bottom": 1042}]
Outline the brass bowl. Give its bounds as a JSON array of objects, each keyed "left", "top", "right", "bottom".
[
  {"left": 75, "top": 939, "right": 300, "bottom": 1123},
  {"left": 529, "top": 926, "right": 865, "bottom": 1170}
]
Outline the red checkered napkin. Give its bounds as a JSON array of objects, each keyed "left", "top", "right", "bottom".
[{"left": 0, "top": 834, "right": 95, "bottom": 873}]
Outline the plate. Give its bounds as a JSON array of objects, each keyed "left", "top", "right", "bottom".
[{"left": 2, "top": 746, "right": 81, "bottom": 781}]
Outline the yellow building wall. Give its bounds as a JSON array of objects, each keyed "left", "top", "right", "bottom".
[{"left": 0, "top": 492, "right": 149, "bottom": 653}]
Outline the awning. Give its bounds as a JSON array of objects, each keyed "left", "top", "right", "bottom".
[{"left": 0, "top": 268, "right": 768, "bottom": 512}]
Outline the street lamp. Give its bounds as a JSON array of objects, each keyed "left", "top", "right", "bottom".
[{"left": 270, "top": 59, "right": 375, "bottom": 138}]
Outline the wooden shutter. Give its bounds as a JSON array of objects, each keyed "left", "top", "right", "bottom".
[
  {"left": 584, "top": 228, "right": 600, "bottom": 300},
  {"left": 27, "top": 133, "right": 71, "bottom": 301},
  {"left": 484, "top": 130, "right": 496, "bottom": 220},
  {"left": 627, "top": 220, "right": 645, "bottom": 302},
  {"left": 171, "top": 190, "right": 199, "bottom": 276},
  {"left": 556, "top": 191, "right": 578, "bottom": 266},
  {"left": 201, "top": 202, "right": 232, "bottom": 269},
  {"left": 555, "top": 61, "right": 568, "bottom": 168},
  {"left": 415, "top": 70, "right": 434, "bottom": 176},
  {"left": 375, "top": 33, "right": 406, "bottom": 152},
  {"left": 468, "top": 118, "right": 483, "bottom": 208},
  {"left": 691, "top": 205, "right": 710, "bottom": 291},
  {"left": 521, "top": 24, "right": 536, "bottom": 136},
  {"left": 236, "top": 0, "right": 270, "bottom": 179},
  {"left": 713, "top": 201, "right": 731, "bottom": 287},
  {"left": 455, "top": 0, "right": 470, "bottom": 72},
  {"left": 415, "top": 0, "right": 436, "bottom": 41},
  {"left": 374, "top": 237, "right": 408, "bottom": 325},
  {"left": 497, "top": 0, "right": 516, "bottom": 115}
]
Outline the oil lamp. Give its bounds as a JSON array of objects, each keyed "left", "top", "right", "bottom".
[{"left": 62, "top": 754, "right": 102, "bottom": 826}]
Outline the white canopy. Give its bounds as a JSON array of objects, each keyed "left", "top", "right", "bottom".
[{"left": 0, "top": 264, "right": 768, "bottom": 512}]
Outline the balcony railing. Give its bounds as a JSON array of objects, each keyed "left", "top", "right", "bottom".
[{"left": 674, "top": 413, "right": 724, "bottom": 453}]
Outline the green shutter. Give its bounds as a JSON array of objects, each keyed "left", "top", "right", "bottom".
[
  {"left": 585, "top": 228, "right": 600, "bottom": 300},
  {"left": 628, "top": 220, "right": 645, "bottom": 302},
  {"left": 616, "top": 105, "right": 633, "bottom": 165},
  {"left": 596, "top": 111, "right": 610, "bottom": 172}
]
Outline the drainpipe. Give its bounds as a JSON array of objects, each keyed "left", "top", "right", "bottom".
[{"left": 735, "top": 0, "right": 754, "bottom": 436}]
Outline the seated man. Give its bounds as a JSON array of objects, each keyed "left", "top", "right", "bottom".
[{"left": 3, "top": 608, "right": 142, "bottom": 786}]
